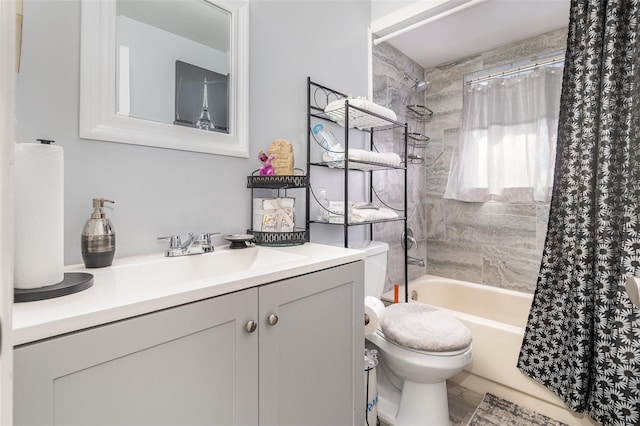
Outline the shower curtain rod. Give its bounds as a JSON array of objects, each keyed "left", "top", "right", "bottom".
[
  {"left": 373, "top": 0, "right": 488, "bottom": 46},
  {"left": 465, "top": 54, "right": 565, "bottom": 85}
]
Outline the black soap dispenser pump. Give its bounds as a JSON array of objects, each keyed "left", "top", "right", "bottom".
[{"left": 81, "top": 198, "right": 116, "bottom": 268}]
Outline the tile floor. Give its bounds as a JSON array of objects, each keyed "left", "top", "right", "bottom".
[{"left": 448, "top": 383, "right": 485, "bottom": 425}]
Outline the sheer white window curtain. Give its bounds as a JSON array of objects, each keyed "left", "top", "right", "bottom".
[{"left": 444, "top": 64, "right": 563, "bottom": 203}]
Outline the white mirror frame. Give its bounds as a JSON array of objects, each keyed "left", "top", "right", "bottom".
[{"left": 79, "top": 0, "right": 249, "bottom": 157}]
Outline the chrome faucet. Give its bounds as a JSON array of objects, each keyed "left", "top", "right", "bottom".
[
  {"left": 157, "top": 232, "right": 220, "bottom": 257},
  {"left": 401, "top": 228, "right": 425, "bottom": 267}
]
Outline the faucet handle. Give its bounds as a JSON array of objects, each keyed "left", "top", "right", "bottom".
[
  {"left": 198, "top": 232, "right": 221, "bottom": 244},
  {"left": 197, "top": 233, "right": 220, "bottom": 253},
  {"left": 157, "top": 235, "right": 181, "bottom": 249}
]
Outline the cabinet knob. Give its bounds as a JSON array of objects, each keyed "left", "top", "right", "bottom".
[
  {"left": 267, "top": 314, "right": 279, "bottom": 326},
  {"left": 245, "top": 320, "right": 257, "bottom": 333}
]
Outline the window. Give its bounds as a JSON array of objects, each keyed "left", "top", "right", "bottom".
[{"left": 444, "top": 59, "right": 564, "bottom": 203}]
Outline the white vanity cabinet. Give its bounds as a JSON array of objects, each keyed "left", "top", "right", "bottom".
[
  {"left": 14, "top": 261, "right": 364, "bottom": 426},
  {"left": 14, "top": 287, "right": 260, "bottom": 425},
  {"left": 259, "top": 261, "right": 364, "bottom": 425}
]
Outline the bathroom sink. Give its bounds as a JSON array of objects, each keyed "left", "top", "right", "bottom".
[
  {"left": 13, "top": 242, "right": 365, "bottom": 346},
  {"left": 109, "top": 246, "right": 307, "bottom": 286}
]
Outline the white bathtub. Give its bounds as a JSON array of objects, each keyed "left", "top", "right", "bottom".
[{"left": 381, "top": 275, "right": 593, "bottom": 425}]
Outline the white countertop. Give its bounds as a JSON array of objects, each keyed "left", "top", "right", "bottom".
[{"left": 13, "top": 243, "right": 365, "bottom": 346}]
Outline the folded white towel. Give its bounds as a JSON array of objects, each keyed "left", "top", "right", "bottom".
[
  {"left": 322, "top": 149, "right": 402, "bottom": 169},
  {"left": 324, "top": 97, "right": 397, "bottom": 129},
  {"left": 351, "top": 207, "right": 398, "bottom": 223},
  {"left": 348, "top": 149, "right": 402, "bottom": 166}
]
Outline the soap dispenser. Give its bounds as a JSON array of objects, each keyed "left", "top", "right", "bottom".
[{"left": 81, "top": 198, "right": 116, "bottom": 268}]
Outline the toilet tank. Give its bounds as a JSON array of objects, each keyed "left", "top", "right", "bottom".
[{"left": 349, "top": 240, "right": 389, "bottom": 298}]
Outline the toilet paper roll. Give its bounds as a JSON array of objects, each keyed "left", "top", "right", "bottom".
[
  {"left": 14, "top": 143, "right": 64, "bottom": 289},
  {"left": 365, "top": 296, "right": 386, "bottom": 336},
  {"left": 626, "top": 276, "right": 640, "bottom": 309}
]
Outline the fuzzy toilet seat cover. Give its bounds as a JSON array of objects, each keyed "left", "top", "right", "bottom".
[{"left": 380, "top": 303, "right": 472, "bottom": 352}]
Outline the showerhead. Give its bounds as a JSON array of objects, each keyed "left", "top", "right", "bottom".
[
  {"left": 414, "top": 79, "right": 428, "bottom": 92},
  {"left": 403, "top": 73, "right": 429, "bottom": 93}
]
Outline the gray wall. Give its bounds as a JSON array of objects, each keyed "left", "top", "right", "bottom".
[
  {"left": 16, "top": 0, "right": 371, "bottom": 265},
  {"left": 373, "top": 28, "right": 567, "bottom": 293}
]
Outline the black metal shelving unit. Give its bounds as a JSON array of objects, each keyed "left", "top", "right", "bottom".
[{"left": 306, "top": 77, "right": 409, "bottom": 302}]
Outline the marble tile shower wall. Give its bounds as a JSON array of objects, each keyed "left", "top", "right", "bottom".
[
  {"left": 373, "top": 28, "right": 567, "bottom": 294},
  {"left": 372, "top": 42, "right": 427, "bottom": 293}
]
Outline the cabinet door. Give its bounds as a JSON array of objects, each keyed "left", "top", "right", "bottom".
[
  {"left": 14, "top": 289, "right": 259, "bottom": 426},
  {"left": 259, "top": 261, "right": 365, "bottom": 426}
]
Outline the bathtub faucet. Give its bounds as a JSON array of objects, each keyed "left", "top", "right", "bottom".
[
  {"left": 402, "top": 228, "right": 426, "bottom": 267},
  {"left": 408, "top": 256, "right": 425, "bottom": 267}
]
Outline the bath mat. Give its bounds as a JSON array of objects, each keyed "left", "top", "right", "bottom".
[{"left": 466, "top": 393, "right": 567, "bottom": 426}]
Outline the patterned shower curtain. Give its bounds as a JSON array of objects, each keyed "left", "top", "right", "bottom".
[{"left": 517, "top": 1, "right": 640, "bottom": 425}]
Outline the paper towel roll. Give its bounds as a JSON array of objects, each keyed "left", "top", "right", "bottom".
[
  {"left": 15, "top": 143, "right": 64, "bottom": 289},
  {"left": 365, "top": 296, "right": 386, "bottom": 336}
]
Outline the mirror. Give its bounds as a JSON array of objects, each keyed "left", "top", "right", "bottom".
[{"left": 79, "top": 0, "right": 249, "bottom": 157}]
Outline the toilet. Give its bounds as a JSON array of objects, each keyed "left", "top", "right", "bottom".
[{"left": 357, "top": 240, "right": 473, "bottom": 426}]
